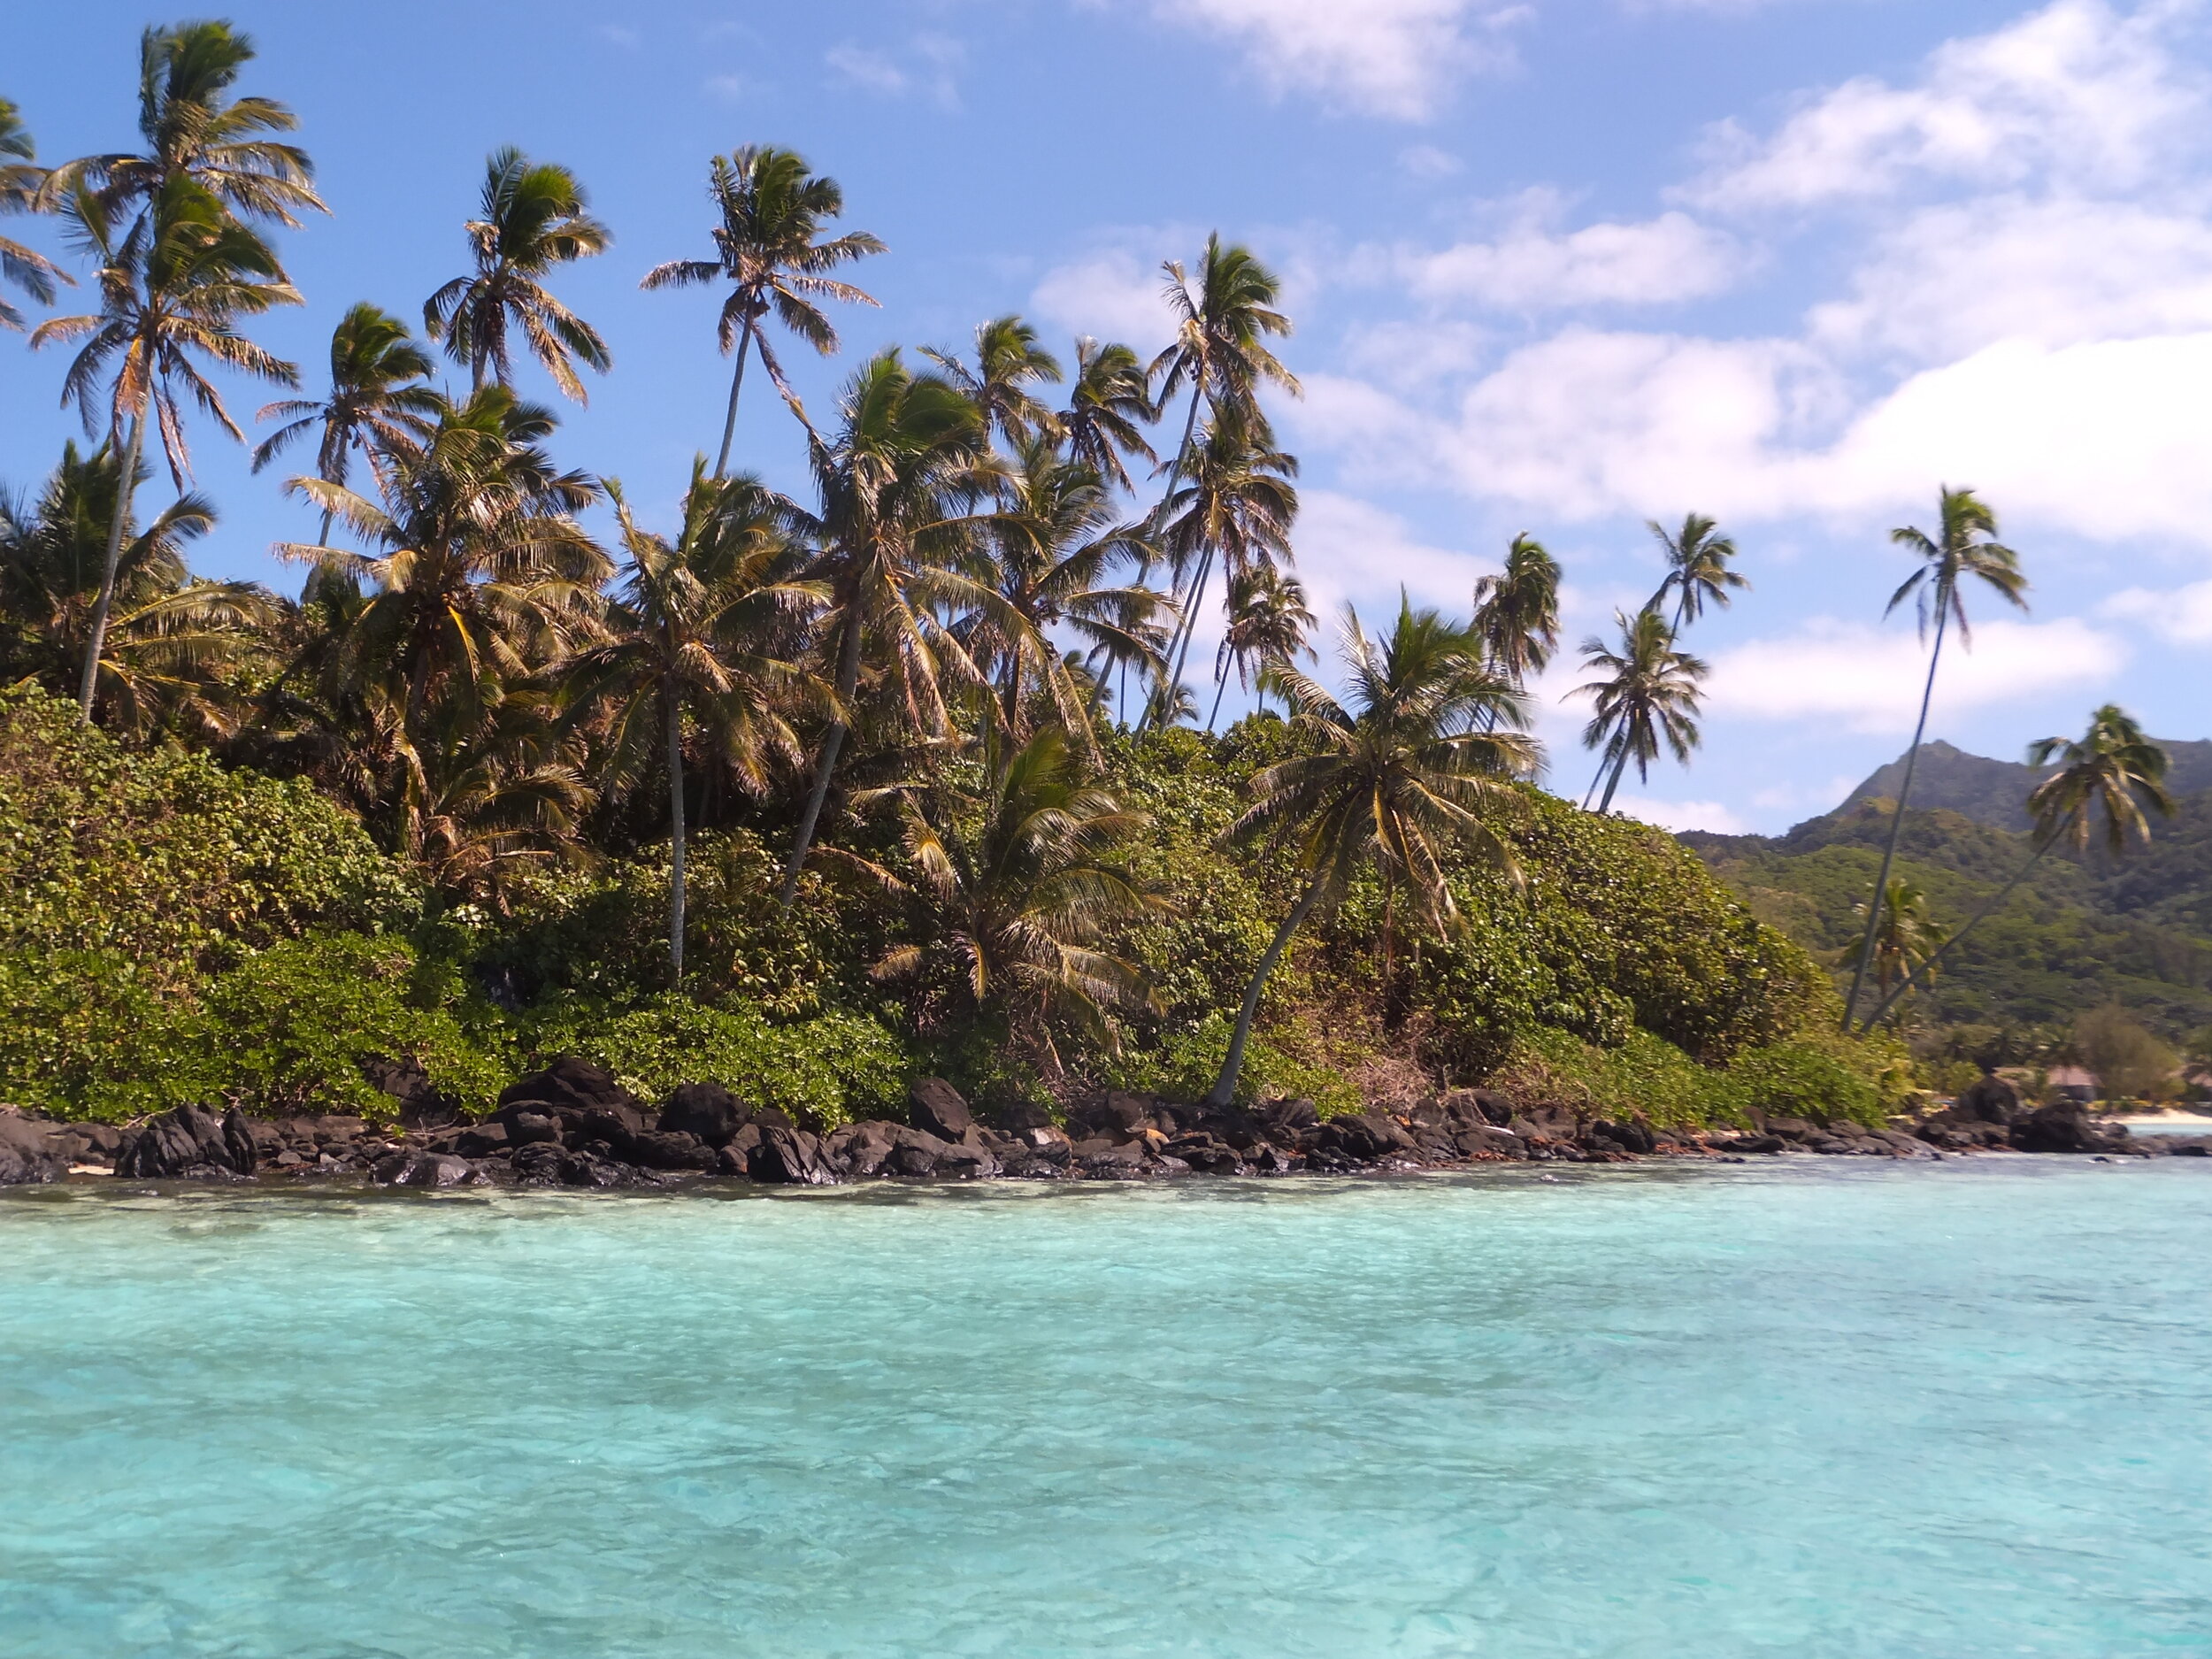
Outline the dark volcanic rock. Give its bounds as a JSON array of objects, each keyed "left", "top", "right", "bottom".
[
  {"left": 114, "top": 1105, "right": 257, "bottom": 1179},
  {"left": 658, "top": 1082, "right": 744, "bottom": 1148},
  {"left": 908, "top": 1079, "right": 977, "bottom": 1142},
  {"left": 363, "top": 1056, "right": 462, "bottom": 1128},
  {"left": 632, "top": 1129, "right": 716, "bottom": 1172},
  {"left": 751, "top": 1125, "right": 837, "bottom": 1186},
  {"left": 2014, "top": 1101, "right": 2124, "bottom": 1154},
  {"left": 1955, "top": 1070, "right": 2024, "bottom": 1125},
  {"left": 0, "top": 1116, "right": 67, "bottom": 1184},
  {"left": 372, "top": 1150, "right": 483, "bottom": 1188}
]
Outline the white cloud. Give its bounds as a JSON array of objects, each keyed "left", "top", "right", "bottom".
[
  {"left": 826, "top": 35, "right": 964, "bottom": 107},
  {"left": 1132, "top": 0, "right": 1529, "bottom": 119},
  {"left": 1609, "top": 795, "right": 1753, "bottom": 833},
  {"left": 1399, "top": 208, "right": 1741, "bottom": 309},
  {"left": 1705, "top": 616, "right": 2127, "bottom": 733},
  {"left": 1686, "top": 0, "right": 2203, "bottom": 210},
  {"left": 1399, "top": 144, "right": 1464, "bottom": 179},
  {"left": 1292, "top": 489, "right": 1495, "bottom": 621},
  {"left": 2102, "top": 579, "right": 2212, "bottom": 642},
  {"left": 1029, "top": 251, "right": 1171, "bottom": 349},
  {"left": 825, "top": 45, "right": 909, "bottom": 95}
]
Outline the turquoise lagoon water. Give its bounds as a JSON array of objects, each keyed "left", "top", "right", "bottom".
[{"left": 3, "top": 1159, "right": 2209, "bottom": 1657}]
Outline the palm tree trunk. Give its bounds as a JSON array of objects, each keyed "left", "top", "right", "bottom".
[
  {"left": 1158, "top": 542, "right": 1217, "bottom": 726},
  {"left": 1859, "top": 831, "right": 2058, "bottom": 1031},
  {"left": 1207, "top": 868, "right": 1327, "bottom": 1109},
  {"left": 1843, "top": 606, "right": 1949, "bottom": 1030},
  {"left": 779, "top": 608, "right": 864, "bottom": 910},
  {"left": 667, "top": 692, "right": 687, "bottom": 983},
  {"left": 1597, "top": 749, "right": 1629, "bottom": 814},
  {"left": 713, "top": 316, "right": 757, "bottom": 480},
  {"left": 79, "top": 411, "right": 146, "bottom": 725},
  {"left": 1206, "top": 652, "right": 1233, "bottom": 732},
  {"left": 317, "top": 507, "right": 335, "bottom": 549},
  {"left": 1142, "top": 389, "right": 1207, "bottom": 732}
]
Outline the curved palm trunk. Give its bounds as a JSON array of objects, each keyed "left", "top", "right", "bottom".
[
  {"left": 1157, "top": 542, "right": 1217, "bottom": 726},
  {"left": 1843, "top": 605, "right": 1949, "bottom": 1030},
  {"left": 1207, "top": 869, "right": 1327, "bottom": 1109},
  {"left": 1596, "top": 749, "right": 1629, "bottom": 815},
  {"left": 1142, "top": 388, "right": 1208, "bottom": 732},
  {"left": 1206, "top": 655, "right": 1233, "bottom": 731},
  {"left": 667, "top": 692, "right": 687, "bottom": 983},
  {"left": 78, "top": 411, "right": 146, "bottom": 725},
  {"left": 713, "top": 315, "right": 757, "bottom": 480},
  {"left": 1859, "top": 832, "right": 2058, "bottom": 1030},
  {"left": 778, "top": 607, "right": 864, "bottom": 910}
]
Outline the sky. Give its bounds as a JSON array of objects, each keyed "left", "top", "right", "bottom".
[{"left": 4, "top": 0, "right": 2209, "bottom": 835}]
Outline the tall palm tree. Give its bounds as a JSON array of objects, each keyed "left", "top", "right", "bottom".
[
  {"left": 32, "top": 175, "right": 300, "bottom": 721},
  {"left": 425, "top": 148, "right": 612, "bottom": 401},
  {"left": 640, "top": 145, "right": 883, "bottom": 476},
  {"left": 1842, "top": 487, "right": 2029, "bottom": 1029},
  {"left": 1061, "top": 337, "right": 1156, "bottom": 493},
  {"left": 1571, "top": 607, "right": 1709, "bottom": 816},
  {"left": 252, "top": 302, "right": 439, "bottom": 547},
  {"left": 1471, "top": 533, "right": 1561, "bottom": 687},
  {"left": 39, "top": 20, "right": 323, "bottom": 232},
  {"left": 971, "top": 437, "right": 1160, "bottom": 748},
  {"left": 1858, "top": 705, "right": 2171, "bottom": 1030},
  {"left": 1149, "top": 408, "right": 1299, "bottom": 725},
  {"left": 279, "top": 385, "right": 607, "bottom": 733},
  {"left": 566, "top": 466, "right": 821, "bottom": 979},
  {"left": 1148, "top": 236, "right": 1300, "bottom": 702},
  {"left": 1848, "top": 877, "right": 1947, "bottom": 1011},
  {"left": 842, "top": 722, "right": 1158, "bottom": 1061},
  {"left": 1207, "top": 598, "right": 1536, "bottom": 1107},
  {"left": 1210, "top": 564, "right": 1314, "bottom": 727},
  {"left": 0, "top": 100, "right": 65, "bottom": 333},
  {"left": 925, "top": 315, "right": 1063, "bottom": 449},
  {"left": 1647, "top": 513, "right": 1746, "bottom": 632},
  {"left": 0, "top": 438, "right": 271, "bottom": 738},
  {"left": 776, "top": 350, "right": 1002, "bottom": 905}
]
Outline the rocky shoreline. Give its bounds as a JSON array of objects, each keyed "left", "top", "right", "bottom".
[{"left": 2, "top": 1062, "right": 2203, "bottom": 1191}]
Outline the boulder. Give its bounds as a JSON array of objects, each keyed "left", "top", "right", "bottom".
[
  {"left": 1594, "top": 1118, "right": 1656, "bottom": 1155},
  {"left": 1248, "top": 1097, "right": 1318, "bottom": 1136},
  {"left": 113, "top": 1105, "right": 257, "bottom": 1179},
  {"left": 1454, "top": 1124, "right": 1525, "bottom": 1159},
  {"left": 908, "top": 1079, "right": 978, "bottom": 1142},
  {"left": 1955, "top": 1070, "right": 2024, "bottom": 1125},
  {"left": 372, "top": 1151, "right": 483, "bottom": 1188},
  {"left": 826, "top": 1120, "right": 900, "bottom": 1179},
  {"left": 1437, "top": 1089, "right": 1517, "bottom": 1129},
  {"left": 1717, "top": 1133, "right": 1785, "bottom": 1155},
  {"left": 511, "top": 1141, "right": 570, "bottom": 1186},
  {"left": 1166, "top": 1133, "right": 1240, "bottom": 1174},
  {"left": 578, "top": 1102, "right": 649, "bottom": 1159},
  {"left": 1311, "top": 1113, "right": 1413, "bottom": 1163},
  {"left": 751, "top": 1125, "right": 837, "bottom": 1186},
  {"left": 0, "top": 1116, "right": 67, "bottom": 1185},
  {"left": 658, "top": 1082, "right": 745, "bottom": 1148},
  {"left": 455, "top": 1122, "right": 510, "bottom": 1158},
  {"left": 631, "top": 1130, "right": 717, "bottom": 1172},
  {"left": 362, "top": 1056, "right": 462, "bottom": 1128},
  {"left": 2014, "top": 1101, "right": 2121, "bottom": 1154}
]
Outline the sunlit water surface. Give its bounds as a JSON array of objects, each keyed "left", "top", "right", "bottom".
[{"left": 4, "top": 1159, "right": 2209, "bottom": 1658}]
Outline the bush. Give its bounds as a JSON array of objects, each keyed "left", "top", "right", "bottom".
[
  {"left": 1487, "top": 1025, "right": 1902, "bottom": 1130},
  {"left": 1100, "top": 1011, "right": 1363, "bottom": 1114},
  {"left": 0, "top": 949, "right": 214, "bottom": 1119}
]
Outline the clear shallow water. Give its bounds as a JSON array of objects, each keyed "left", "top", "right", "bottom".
[{"left": 4, "top": 1161, "right": 2209, "bottom": 1659}]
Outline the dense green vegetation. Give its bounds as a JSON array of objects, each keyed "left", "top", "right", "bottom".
[{"left": 0, "top": 22, "right": 1906, "bottom": 1132}]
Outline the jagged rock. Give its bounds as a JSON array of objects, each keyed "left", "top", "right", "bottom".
[
  {"left": 511, "top": 1141, "right": 570, "bottom": 1186},
  {"left": 0, "top": 1116, "right": 67, "bottom": 1184},
  {"left": 908, "top": 1079, "right": 978, "bottom": 1142},
  {"left": 1594, "top": 1118, "right": 1657, "bottom": 1154},
  {"left": 2013, "top": 1101, "right": 2124, "bottom": 1154},
  {"left": 1248, "top": 1097, "right": 1318, "bottom": 1136},
  {"left": 751, "top": 1125, "right": 836, "bottom": 1186},
  {"left": 631, "top": 1130, "right": 716, "bottom": 1172},
  {"left": 114, "top": 1105, "right": 257, "bottom": 1179},
  {"left": 1717, "top": 1133, "right": 1785, "bottom": 1155},
  {"left": 659, "top": 1082, "right": 745, "bottom": 1148},
  {"left": 372, "top": 1150, "right": 483, "bottom": 1188},
  {"left": 826, "top": 1120, "right": 899, "bottom": 1178},
  {"left": 1166, "top": 1133, "right": 1240, "bottom": 1174},
  {"left": 1455, "top": 1125, "right": 1525, "bottom": 1159},
  {"left": 1955, "top": 1071, "right": 2024, "bottom": 1125},
  {"left": 455, "top": 1122, "right": 510, "bottom": 1158},
  {"left": 363, "top": 1056, "right": 462, "bottom": 1128},
  {"left": 1310, "top": 1113, "right": 1414, "bottom": 1162}
]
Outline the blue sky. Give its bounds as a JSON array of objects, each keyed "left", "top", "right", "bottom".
[{"left": 5, "top": 0, "right": 2208, "bottom": 833}]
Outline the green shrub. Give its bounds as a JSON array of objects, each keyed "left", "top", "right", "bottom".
[
  {"left": 0, "top": 949, "right": 213, "bottom": 1119},
  {"left": 1101, "top": 1011, "right": 1363, "bottom": 1114}
]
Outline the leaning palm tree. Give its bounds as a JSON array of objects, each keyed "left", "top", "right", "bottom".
[
  {"left": 32, "top": 174, "right": 300, "bottom": 721},
  {"left": 1647, "top": 513, "right": 1746, "bottom": 632},
  {"left": 1060, "top": 337, "right": 1156, "bottom": 493},
  {"left": 425, "top": 148, "right": 611, "bottom": 401},
  {"left": 252, "top": 302, "right": 440, "bottom": 547},
  {"left": 925, "top": 315, "right": 1064, "bottom": 449},
  {"left": 565, "top": 466, "right": 822, "bottom": 979},
  {"left": 1571, "top": 607, "right": 1709, "bottom": 816},
  {"left": 640, "top": 145, "right": 883, "bottom": 476},
  {"left": 1207, "top": 598, "right": 1537, "bottom": 1108},
  {"left": 1857, "top": 705, "right": 2172, "bottom": 1030},
  {"left": 1841, "top": 487, "right": 2029, "bottom": 1029},
  {"left": 37, "top": 20, "right": 323, "bottom": 232},
  {"left": 1210, "top": 563, "right": 1314, "bottom": 727},
  {"left": 776, "top": 350, "right": 1004, "bottom": 905},
  {"left": 1, "top": 100, "right": 65, "bottom": 332},
  {"left": 842, "top": 722, "right": 1159, "bottom": 1063},
  {"left": 1847, "top": 877, "right": 1948, "bottom": 1013},
  {"left": 1471, "top": 533, "right": 1561, "bottom": 687},
  {"left": 0, "top": 438, "right": 272, "bottom": 738}
]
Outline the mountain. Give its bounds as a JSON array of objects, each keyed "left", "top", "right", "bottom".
[{"left": 1838, "top": 736, "right": 2212, "bottom": 833}]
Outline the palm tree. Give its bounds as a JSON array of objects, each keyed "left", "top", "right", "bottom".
[
  {"left": 279, "top": 385, "right": 607, "bottom": 733},
  {"left": 640, "top": 145, "right": 883, "bottom": 476},
  {"left": 1, "top": 100, "right": 65, "bottom": 332},
  {"left": 1207, "top": 598, "right": 1536, "bottom": 1108},
  {"left": 252, "top": 303, "right": 439, "bottom": 547},
  {"left": 971, "top": 436, "right": 1161, "bottom": 747},
  {"left": 425, "top": 148, "right": 611, "bottom": 401},
  {"left": 1149, "top": 408, "right": 1299, "bottom": 725},
  {"left": 925, "top": 315, "right": 1063, "bottom": 448},
  {"left": 1848, "top": 877, "right": 1947, "bottom": 1011},
  {"left": 1571, "top": 608, "right": 1709, "bottom": 816},
  {"left": 1210, "top": 564, "right": 1314, "bottom": 727},
  {"left": 1148, "top": 236, "right": 1300, "bottom": 703},
  {"left": 39, "top": 20, "right": 323, "bottom": 232},
  {"left": 1841, "top": 487, "right": 2029, "bottom": 1029},
  {"left": 566, "top": 466, "right": 821, "bottom": 979},
  {"left": 0, "top": 439, "right": 271, "bottom": 738},
  {"left": 844, "top": 723, "right": 1158, "bottom": 1061},
  {"left": 1858, "top": 705, "right": 2172, "bottom": 1029},
  {"left": 1471, "top": 533, "right": 1561, "bottom": 687},
  {"left": 1060, "top": 337, "right": 1156, "bottom": 493},
  {"left": 32, "top": 175, "right": 300, "bottom": 721},
  {"left": 1647, "top": 513, "right": 1746, "bottom": 632},
  {"left": 776, "top": 350, "right": 1002, "bottom": 905}
]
